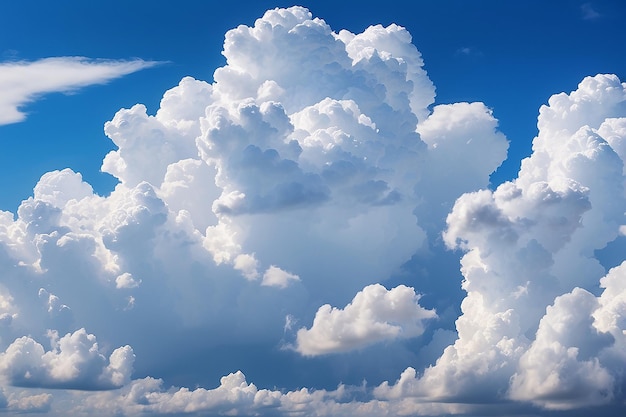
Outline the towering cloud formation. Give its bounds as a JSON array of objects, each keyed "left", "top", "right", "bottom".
[
  {"left": 0, "top": 6, "right": 624, "bottom": 417},
  {"left": 375, "top": 73, "right": 626, "bottom": 412}
]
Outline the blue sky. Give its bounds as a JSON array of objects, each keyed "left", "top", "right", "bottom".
[{"left": 0, "top": 1, "right": 625, "bottom": 416}]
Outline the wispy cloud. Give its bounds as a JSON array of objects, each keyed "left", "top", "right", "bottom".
[
  {"left": 581, "top": 3, "right": 601, "bottom": 20},
  {"left": 0, "top": 57, "right": 159, "bottom": 126},
  {"left": 455, "top": 46, "right": 483, "bottom": 57}
]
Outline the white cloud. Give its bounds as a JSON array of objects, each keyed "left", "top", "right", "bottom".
[
  {"left": 0, "top": 57, "right": 159, "bottom": 125},
  {"left": 63, "top": 370, "right": 378, "bottom": 417},
  {"left": 509, "top": 288, "right": 614, "bottom": 409},
  {"left": 0, "top": 329, "right": 133, "bottom": 390},
  {"left": 415, "top": 101, "right": 508, "bottom": 229},
  {"left": 296, "top": 284, "right": 436, "bottom": 356},
  {"left": 233, "top": 253, "right": 260, "bottom": 280},
  {"left": 261, "top": 265, "right": 299, "bottom": 288},
  {"left": 375, "top": 73, "right": 626, "bottom": 409},
  {"left": 115, "top": 272, "right": 141, "bottom": 289},
  {"left": 594, "top": 261, "right": 626, "bottom": 337},
  {"left": 0, "top": 5, "right": 624, "bottom": 417},
  {"left": 7, "top": 392, "right": 52, "bottom": 413}
]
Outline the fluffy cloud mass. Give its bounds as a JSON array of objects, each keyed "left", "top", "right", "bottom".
[
  {"left": 375, "top": 73, "right": 626, "bottom": 411},
  {"left": 0, "top": 328, "right": 133, "bottom": 390},
  {"left": 295, "top": 284, "right": 436, "bottom": 356},
  {"left": 0, "top": 6, "right": 625, "bottom": 417},
  {"left": 0, "top": 57, "right": 158, "bottom": 125}
]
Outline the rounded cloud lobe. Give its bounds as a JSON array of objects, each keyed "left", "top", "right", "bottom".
[
  {"left": 295, "top": 284, "right": 436, "bottom": 356},
  {"left": 0, "top": 6, "right": 625, "bottom": 417},
  {"left": 375, "top": 73, "right": 626, "bottom": 411},
  {"left": 0, "top": 328, "right": 133, "bottom": 390}
]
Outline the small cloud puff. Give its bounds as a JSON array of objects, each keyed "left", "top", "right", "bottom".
[
  {"left": 295, "top": 284, "right": 436, "bottom": 356},
  {"left": 115, "top": 272, "right": 141, "bottom": 289},
  {"left": 262, "top": 265, "right": 300, "bottom": 288}
]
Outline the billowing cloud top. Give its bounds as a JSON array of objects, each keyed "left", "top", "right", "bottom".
[{"left": 0, "top": 6, "right": 625, "bottom": 417}]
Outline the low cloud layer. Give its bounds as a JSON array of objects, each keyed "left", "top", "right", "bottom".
[
  {"left": 0, "top": 57, "right": 158, "bottom": 125},
  {"left": 0, "top": 6, "right": 624, "bottom": 417},
  {"left": 0, "top": 329, "right": 133, "bottom": 390}
]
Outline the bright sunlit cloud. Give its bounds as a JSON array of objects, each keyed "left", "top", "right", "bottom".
[
  {"left": 0, "top": 5, "right": 625, "bottom": 417},
  {"left": 295, "top": 284, "right": 437, "bottom": 356}
]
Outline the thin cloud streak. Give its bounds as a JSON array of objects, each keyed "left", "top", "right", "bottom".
[{"left": 0, "top": 57, "right": 159, "bottom": 126}]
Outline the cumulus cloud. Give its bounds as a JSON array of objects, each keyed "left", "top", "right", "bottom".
[
  {"left": 262, "top": 265, "right": 300, "bottom": 288},
  {"left": 375, "top": 73, "right": 626, "bottom": 410},
  {"left": 0, "top": 329, "right": 133, "bottom": 390},
  {"left": 67, "top": 370, "right": 379, "bottom": 417},
  {"left": 509, "top": 288, "right": 614, "bottom": 409},
  {"left": 1, "top": 5, "right": 625, "bottom": 417},
  {"left": 415, "top": 101, "right": 508, "bottom": 229},
  {"left": 0, "top": 57, "right": 159, "bottom": 125},
  {"left": 115, "top": 272, "right": 141, "bottom": 289},
  {"left": 7, "top": 392, "right": 53, "bottom": 413},
  {"left": 296, "top": 284, "right": 436, "bottom": 356}
]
